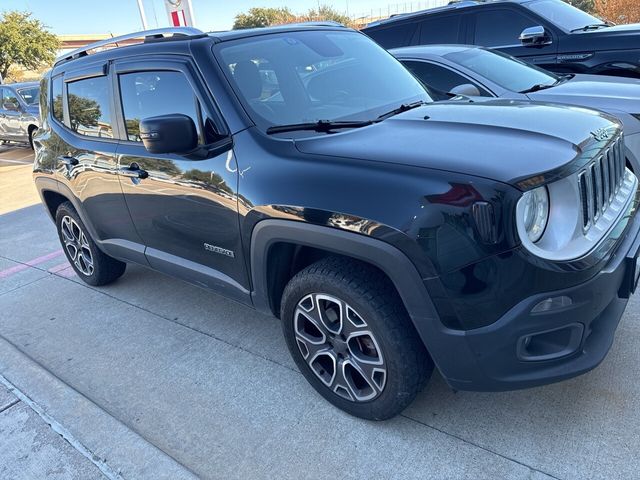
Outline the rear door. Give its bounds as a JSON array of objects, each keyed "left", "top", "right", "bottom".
[
  {"left": 52, "top": 64, "right": 145, "bottom": 262},
  {"left": 414, "top": 14, "right": 465, "bottom": 46},
  {"left": 0, "top": 88, "right": 24, "bottom": 140},
  {"left": 112, "top": 57, "right": 248, "bottom": 301},
  {"left": 469, "top": 6, "right": 558, "bottom": 68}
]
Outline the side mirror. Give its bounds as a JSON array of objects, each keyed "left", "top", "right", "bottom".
[
  {"left": 139, "top": 114, "right": 197, "bottom": 155},
  {"left": 520, "top": 26, "right": 551, "bottom": 46},
  {"left": 449, "top": 83, "right": 481, "bottom": 97},
  {"left": 3, "top": 102, "right": 18, "bottom": 111}
]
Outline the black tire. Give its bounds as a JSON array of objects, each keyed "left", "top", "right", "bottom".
[
  {"left": 281, "top": 256, "right": 433, "bottom": 420},
  {"left": 55, "top": 201, "right": 126, "bottom": 286}
]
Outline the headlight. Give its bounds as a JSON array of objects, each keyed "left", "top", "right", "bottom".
[{"left": 520, "top": 186, "right": 549, "bottom": 243}]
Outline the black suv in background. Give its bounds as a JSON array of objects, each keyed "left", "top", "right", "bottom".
[
  {"left": 34, "top": 24, "right": 640, "bottom": 420},
  {"left": 364, "top": 0, "right": 640, "bottom": 78}
]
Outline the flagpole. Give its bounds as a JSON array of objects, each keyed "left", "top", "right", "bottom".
[{"left": 137, "top": 0, "right": 149, "bottom": 30}]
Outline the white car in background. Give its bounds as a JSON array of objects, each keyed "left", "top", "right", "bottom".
[{"left": 392, "top": 45, "right": 640, "bottom": 172}]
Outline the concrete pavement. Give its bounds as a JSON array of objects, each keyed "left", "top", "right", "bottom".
[{"left": 1, "top": 147, "right": 639, "bottom": 479}]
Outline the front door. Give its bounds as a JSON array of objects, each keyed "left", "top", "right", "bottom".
[{"left": 113, "top": 59, "right": 248, "bottom": 302}]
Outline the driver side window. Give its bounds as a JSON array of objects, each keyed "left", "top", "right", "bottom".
[
  {"left": 2, "top": 89, "right": 20, "bottom": 110},
  {"left": 118, "top": 71, "right": 203, "bottom": 143}
]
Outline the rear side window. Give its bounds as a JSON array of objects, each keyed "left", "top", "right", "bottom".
[
  {"left": 474, "top": 9, "right": 538, "bottom": 47},
  {"left": 51, "top": 76, "right": 64, "bottom": 122},
  {"left": 118, "top": 71, "right": 201, "bottom": 143},
  {"left": 67, "top": 76, "right": 113, "bottom": 138},
  {"left": 366, "top": 24, "right": 417, "bottom": 48},
  {"left": 419, "top": 16, "right": 461, "bottom": 44}
]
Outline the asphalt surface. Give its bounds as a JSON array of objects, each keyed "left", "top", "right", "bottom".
[{"left": 1, "top": 145, "right": 639, "bottom": 479}]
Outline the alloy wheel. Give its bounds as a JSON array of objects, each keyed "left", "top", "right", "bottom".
[
  {"left": 60, "top": 215, "right": 94, "bottom": 276},
  {"left": 294, "top": 293, "right": 386, "bottom": 402}
]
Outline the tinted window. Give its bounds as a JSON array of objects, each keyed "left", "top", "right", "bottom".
[
  {"left": 218, "top": 30, "right": 430, "bottom": 130},
  {"left": 51, "top": 76, "right": 64, "bottom": 122},
  {"left": 444, "top": 48, "right": 558, "bottom": 92},
  {"left": 474, "top": 9, "right": 538, "bottom": 47},
  {"left": 419, "top": 16, "right": 461, "bottom": 44},
  {"left": 1, "top": 88, "right": 20, "bottom": 110},
  {"left": 403, "top": 60, "right": 490, "bottom": 100},
  {"left": 67, "top": 76, "right": 113, "bottom": 138},
  {"left": 367, "top": 24, "right": 417, "bottom": 48},
  {"left": 119, "top": 71, "right": 201, "bottom": 143}
]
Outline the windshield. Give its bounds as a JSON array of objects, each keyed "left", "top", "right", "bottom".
[
  {"left": 17, "top": 87, "right": 39, "bottom": 106},
  {"left": 445, "top": 48, "right": 559, "bottom": 92},
  {"left": 526, "top": 0, "right": 604, "bottom": 32},
  {"left": 217, "top": 30, "right": 431, "bottom": 130}
]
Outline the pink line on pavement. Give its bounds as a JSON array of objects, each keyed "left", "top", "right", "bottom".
[{"left": 0, "top": 249, "right": 64, "bottom": 279}]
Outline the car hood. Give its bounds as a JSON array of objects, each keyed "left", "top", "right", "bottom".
[
  {"left": 528, "top": 75, "right": 640, "bottom": 133},
  {"left": 577, "top": 23, "right": 640, "bottom": 35},
  {"left": 294, "top": 100, "right": 619, "bottom": 186},
  {"left": 566, "top": 23, "right": 640, "bottom": 50}
]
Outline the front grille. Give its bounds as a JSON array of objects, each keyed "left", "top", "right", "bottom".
[{"left": 578, "top": 136, "right": 626, "bottom": 231}]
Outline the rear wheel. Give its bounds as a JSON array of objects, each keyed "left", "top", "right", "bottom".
[
  {"left": 281, "top": 257, "right": 433, "bottom": 420},
  {"left": 55, "top": 202, "right": 126, "bottom": 286},
  {"left": 28, "top": 126, "right": 37, "bottom": 150}
]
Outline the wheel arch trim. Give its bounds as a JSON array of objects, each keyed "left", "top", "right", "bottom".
[{"left": 249, "top": 219, "right": 478, "bottom": 378}]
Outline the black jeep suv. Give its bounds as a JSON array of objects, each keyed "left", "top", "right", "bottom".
[
  {"left": 33, "top": 24, "right": 640, "bottom": 420},
  {"left": 364, "top": 0, "right": 640, "bottom": 78}
]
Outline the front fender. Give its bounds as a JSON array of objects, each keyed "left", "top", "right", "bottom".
[{"left": 248, "top": 218, "right": 479, "bottom": 382}]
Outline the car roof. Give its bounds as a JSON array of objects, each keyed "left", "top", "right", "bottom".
[
  {"left": 1, "top": 81, "right": 39, "bottom": 89},
  {"left": 390, "top": 45, "right": 479, "bottom": 57},
  {"left": 365, "top": 0, "right": 530, "bottom": 28}
]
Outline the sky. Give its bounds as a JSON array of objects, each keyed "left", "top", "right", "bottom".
[{"left": 1, "top": 0, "right": 442, "bottom": 34}]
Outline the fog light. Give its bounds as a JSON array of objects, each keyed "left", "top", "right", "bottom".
[{"left": 531, "top": 296, "right": 572, "bottom": 313}]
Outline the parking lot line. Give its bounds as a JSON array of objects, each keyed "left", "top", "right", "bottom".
[
  {"left": 0, "top": 250, "right": 64, "bottom": 279},
  {"left": 0, "top": 158, "right": 32, "bottom": 165}
]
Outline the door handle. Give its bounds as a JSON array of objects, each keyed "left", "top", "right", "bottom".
[
  {"left": 58, "top": 155, "right": 79, "bottom": 166},
  {"left": 118, "top": 163, "right": 148, "bottom": 179}
]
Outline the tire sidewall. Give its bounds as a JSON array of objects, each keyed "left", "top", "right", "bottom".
[
  {"left": 55, "top": 203, "right": 101, "bottom": 285},
  {"left": 282, "top": 271, "right": 421, "bottom": 420}
]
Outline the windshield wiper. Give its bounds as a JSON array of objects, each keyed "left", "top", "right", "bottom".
[
  {"left": 519, "top": 82, "right": 557, "bottom": 94},
  {"left": 570, "top": 23, "right": 609, "bottom": 32},
  {"left": 376, "top": 100, "right": 428, "bottom": 121},
  {"left": 266, "top": 119, "right": 373, "bottom": 135}
]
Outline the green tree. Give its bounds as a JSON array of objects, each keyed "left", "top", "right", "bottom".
[
  {"left": 233, "top": 7, "right": 294, "bottom": 29},
  {"left": 302, "top": 5, "right": 351, "bottom": 25},
  {"left": 0, "top": 11, "right": 59, "bottom": 80},
  {"left": 67, "top": 94, "right": 101, "bottom": 132},
  {"left": 563, "top": 0, "right": 595, "bottom": 13}
]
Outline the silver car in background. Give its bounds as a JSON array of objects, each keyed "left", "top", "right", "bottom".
[
  {"left": 392, "top": 45, "right": 640, "bottom": 172},
  {"left": 0, "top": 81, "right": 40, "bottom": 149}
]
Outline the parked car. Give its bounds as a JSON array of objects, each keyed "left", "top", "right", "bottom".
[
  {"left": 34, "top": 24, "right": 640, "bottom": 420},
  {"left": 0, "top": 82, "right": 40, "bottom": 148},
  {"left": 392, "top": 44, "right": 640, "bottom": 172},
  {"left": 363, "top": 0, "right": 640, "bottom": 79}
]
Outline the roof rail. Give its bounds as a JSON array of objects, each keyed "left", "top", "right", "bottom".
[
  {"left": 283, "top": 20, "right": 346, "bottom": 27},
  {"left": 55, "top": 27, "right": 205, "bottom": 65}
]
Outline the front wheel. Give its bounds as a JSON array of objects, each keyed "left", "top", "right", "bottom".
[{"left": 281, "top": 257, "right": 433, "bottom": 420}]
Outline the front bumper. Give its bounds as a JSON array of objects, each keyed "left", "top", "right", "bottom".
[{"left": 434, "top": 196, "right": 640, "bottom": 392}]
